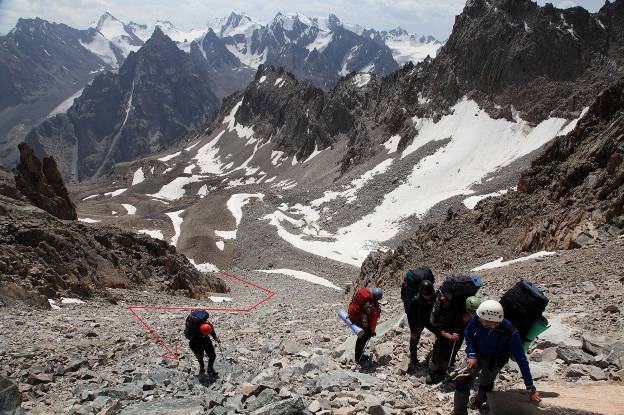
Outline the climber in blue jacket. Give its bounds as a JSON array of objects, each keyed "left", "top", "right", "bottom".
[{"left": 453, "top": 300, "right": 542, "bottom": 415}]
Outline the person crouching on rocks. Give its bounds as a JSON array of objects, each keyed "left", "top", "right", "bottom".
[
  {"left": 184, "top": 309, "right": 221, "bottom": 376},
  {"left": 348, "top": 287, "right": 382, "bottom": 363},
  {"left": 453, "top": 300, "right": 541, "bottom": 415}
]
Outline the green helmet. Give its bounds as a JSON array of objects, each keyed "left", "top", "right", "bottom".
[{"left": 465, "top": 296, "right": 481, "bottom": 312}]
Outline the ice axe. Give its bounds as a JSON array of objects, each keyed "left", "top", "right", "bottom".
[{"left": 431, "top": 362, "right": 471, "bottom": 390}]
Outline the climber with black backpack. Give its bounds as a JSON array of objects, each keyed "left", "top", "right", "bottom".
[
  {"left": 452, "top": 300, "right": 541, "bottom": 415},
  {"left": 406, "top": 279, "right": 440, "bottom": 372},
  {"left": 427, "top": 274, "right": 483, "bottom": 384},
  {"left": 401, "top": 266, "right": 435, "bottom": 314},
  {"left": 184, "top": 309, "right": 221, "bottom": 376}
]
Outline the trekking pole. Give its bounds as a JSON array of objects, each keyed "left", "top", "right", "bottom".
[{"left": 446, "top": 339, "right": 458, "bottom": 376}]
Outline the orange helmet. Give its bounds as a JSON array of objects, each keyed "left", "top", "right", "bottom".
[{"left": 200, "top": 322, "right": 213, "bottom": 336}]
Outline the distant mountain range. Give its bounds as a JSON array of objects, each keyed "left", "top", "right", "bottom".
[{"left": 0, "top": 11, "right": 440, "bottom": 172}]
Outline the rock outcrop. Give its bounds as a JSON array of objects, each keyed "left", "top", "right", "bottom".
[
  {"left": 14, "top": 142, "right": 77, "bottom": 220},
  {"left": 0, "top": 148, "right": 226, "bottom": 305}
]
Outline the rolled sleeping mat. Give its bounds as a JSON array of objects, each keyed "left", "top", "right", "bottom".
[
  {"left": 523, "top": 316, "right": 550, "bottom": 352},
  {"left": 337, "top": 310, "right": 365, "bottom": 338},
  {"left": 511, "top": 317, "right": 551, "bottom": 361}
]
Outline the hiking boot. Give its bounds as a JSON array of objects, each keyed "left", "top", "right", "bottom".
[
  {"left": 426, "top": 372, "right": 443, "bottom": 385},
  {"left": 198, "top": 367, "right": 205, "bottom": 376},
  {"left": 468, "top": 395, "right": 485, "bottom": 410},
  {"left": 206, "top": 367, "right": 218, "bottom": 377}
]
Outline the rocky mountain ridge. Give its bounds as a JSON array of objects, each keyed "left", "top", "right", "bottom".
[
  {"left": 25, "top": 27, "right": 220, "bottom": 182},
  {"left": 212, "top": 0, "right": 624, "bottom": 172},
  {"left": 0, "top": 18, "right": 111, "bottom": 168}
]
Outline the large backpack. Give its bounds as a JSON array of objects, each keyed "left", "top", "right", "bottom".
[
  {"left": 401, "top": 266, "right": 435, "bottom": 312},
  {"left": 348, "top": 288, "right": 374, "bottom": 324},
  {"left": 431, "top": 274, "right": 483, "bottom": 330},
  {"left": 184, "top": 309, "right": 210, "bottom": 340},
  {"left": 500, "top": 280, "right": 549, "bottom": 343}
]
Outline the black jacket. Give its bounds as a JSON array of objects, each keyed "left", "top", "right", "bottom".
[{"left": 407, "top": 293, "right": 440, "bottom": 335}]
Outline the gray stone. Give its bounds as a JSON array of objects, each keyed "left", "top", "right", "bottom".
[
  {"left": 556, "top": 346, "right": 594, "bottom": 365},
  {"left": 65, "top": 359, "right": 88, "bottom": 373},
  {"left": 99, "top": 384, "right": 142, "bottom": 400},
  {"left": 582, "top": 334, "right": 624, "bottom": 369},
  {"left": 91, "top": 396, "right": 111, "bottom": 411},
  {"left": 246, "top": 388, "right": 276, "bottom": 411},
  {"left": 251, "top": 397, "right": 306, "bottom": 415},
  {"left": 119, "top": 397, "right": 205, "bottom": 414},
  {"left": 0, "top": 375, "right": 21, "bottom": 414}
]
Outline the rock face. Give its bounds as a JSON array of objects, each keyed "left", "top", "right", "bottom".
[
  {"left": 14, "top": 142, "right": 77, "bottom": 220},
  {"left": 0, "top": 151, "right": 226, "bottom": 305},
  {"left": 0, "top": 18, "right": 111, "bottom": 168},
  {"left": 423, "top": 0, "right": 624, "bottom": 123},
  {"left": 26, "top": 27, "right": 220, "bottom": 182},
  {"left": 359, "top": 78, "right": 624, "bottom": 288},
  {"left": 207, "top": 1, "right": 624, "bottom": 171}
]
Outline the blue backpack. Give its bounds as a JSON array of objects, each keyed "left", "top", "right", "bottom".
[{"left": 184, "top": 309, "right": 209, "bottom": 340}]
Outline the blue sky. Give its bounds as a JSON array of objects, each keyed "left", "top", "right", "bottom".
[{"left": 0, "top": 0, "right": 609, "bottom": 39}]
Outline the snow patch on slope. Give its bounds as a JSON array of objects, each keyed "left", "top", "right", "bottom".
[
  {"left": 257, "top": 269, "right": 341, "bottom": 290},
  {"left": 264, "top": 98, "right": 582, "bottom": 266},
  {"left": 472, "top": 251, "right": 556, "bottom": 271},
  {"left": 166, "top": 210, "right": 185, "bottom": 247}
]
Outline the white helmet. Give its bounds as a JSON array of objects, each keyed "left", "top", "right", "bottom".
[{"left": 476, "top": 300, "right": 504, "bottom": 323}]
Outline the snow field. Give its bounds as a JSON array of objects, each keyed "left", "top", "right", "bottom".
[{"left": 265, "top": 98, "right": 583, "bottom": 266}]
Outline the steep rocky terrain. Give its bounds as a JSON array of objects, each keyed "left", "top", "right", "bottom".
[
  {"left": 0, "top": 18, "right": 111, "bottom": 167},
  {"left": 0, "top": 147, "right": 226, "bottom": 307},
  {"left": 0, "top": 234, "right": 622, "bottom": 414},
  {"left": 359, "top": 78, "right": 624, "bottom": 288},
  {"left": 25, "top": 27, "right": 220, "bottom": 182}
]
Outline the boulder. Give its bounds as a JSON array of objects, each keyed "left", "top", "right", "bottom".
[
  {"left": 556, "top": 346, "right": 594, "bottom": 365},
  {"left": 14, "top": 142, "right": 77, "bottom": 220},
  {"left": 0, "top": 375, "right": 21, "bottom": 414},
  {"left": 582, "top": 334, "right": 624, "bottom": 369},
  {"left": 250, "top": 397, "right": 306, "bottom": 415}
]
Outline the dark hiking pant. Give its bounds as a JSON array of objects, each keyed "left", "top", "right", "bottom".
[
  {"left": 453, "top": 355, "right": 509, "bottom": 415},
  {"left": 408, "top": 326, "right": 425, "bottom": 365},
  {"left": 429, "top": 334, "right": 463, "bottom": 379},
  {"left": 355, "top": 328, "right": 373, "bottom": 361},
  {"left": 189, "top": 337, "right": 216, "bottom": 370}
]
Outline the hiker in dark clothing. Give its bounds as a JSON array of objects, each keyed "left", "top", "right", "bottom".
[
  {"left": 190, "top": 321, "right": 221, "bottom": 376},
  {"left": 406, "top": 280, "right": 440, "bottom": 371},
  {"left": 428, "top": 290, "right": 468, "bottom": 383},
  {"left": 453, "top": 300, "right": 541, "bottom": 415},
  {"left": 348, "top": 287, "right": 382, "bottom": 363}
]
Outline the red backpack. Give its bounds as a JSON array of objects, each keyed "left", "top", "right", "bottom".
[{"left": 348, "top": 288, "right": 374, "bottom": 325}]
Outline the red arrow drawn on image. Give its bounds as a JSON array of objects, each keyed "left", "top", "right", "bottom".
[{"left": 128, "top": 270, "right": 277, "bottom": 360}]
